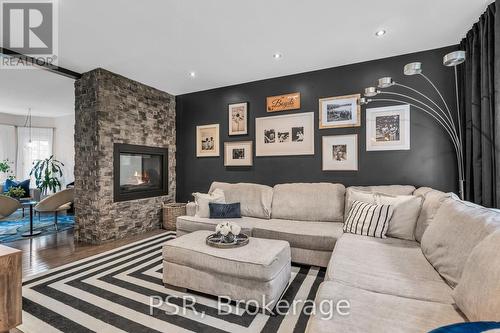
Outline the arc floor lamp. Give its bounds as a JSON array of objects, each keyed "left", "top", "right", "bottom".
[{"left": 361, "top": 50, "right": 466, "bottom": 200}]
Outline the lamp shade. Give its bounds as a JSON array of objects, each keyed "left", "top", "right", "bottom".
[
  {"left": 364, "top": 87, "right": 378, "bottom": 97},
  {"left": 378, "top": 77, "right": 394, "bottom": 88},
  {"left": 404, "top": 62, "right": 422, "bottom": 75},
  {"left": 443, "top": 51, "right": 465, "bottom": 67}
]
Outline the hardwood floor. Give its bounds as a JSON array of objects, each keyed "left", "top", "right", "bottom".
[
  {"left": 4, "top": 227, "right": 169, "bottom": 278},
  {"left": 3, "top": 227, "right": 169, "bottom": 333}
]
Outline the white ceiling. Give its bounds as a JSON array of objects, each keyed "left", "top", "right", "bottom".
[
  {"left": 0, "top": 69, "right": 74, "bottom": 117},
  {"left": 0, "top": 0, "right": 492, "bottom": 117}
]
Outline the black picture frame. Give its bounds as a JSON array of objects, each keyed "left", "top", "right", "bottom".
[{"left": 113, "top": 143, "right": 168, "bottom": 202}]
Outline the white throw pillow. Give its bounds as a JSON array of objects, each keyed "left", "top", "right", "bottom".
[
  {"left": 376, "top": 193, "right": 423, "bottom": 241},
  {"left": 192, "top": 189, "right": 225, "bottom": 218},
  {"left": 344, "top": 188, "right": 377, "bottom": 219},
  {"left": 343, "top": 200, "right": 394, "bottom": 238}
]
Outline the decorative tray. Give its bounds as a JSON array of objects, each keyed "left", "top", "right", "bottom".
[{"left": 206, "top": 233, "right": 249, "bottom": 248}]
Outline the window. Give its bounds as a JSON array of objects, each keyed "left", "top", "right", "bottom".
[{"left": 16, "top": 127, "right": 53, "bottom": 182}]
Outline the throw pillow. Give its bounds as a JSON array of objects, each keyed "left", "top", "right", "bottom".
[
  {"left": 344, "top": 188, "right": 377, "bottom": 219},
  {"left": 376, "top": 193, "right": 423, "bottom": 241},
  {"left": 452, "top": 231, "right": 500, "bottom": 322},
  {"left": 4, "top": 179, "right": 30, "bottom": 198},
  {"left": 209, "top": 202, "right": 242, "bottom": 219},
  {"left": 192, "top": 188, "right": 225, "bottom": 218},
  {"left": 343, "top": 200, "right": 394, "bottom": 238}
]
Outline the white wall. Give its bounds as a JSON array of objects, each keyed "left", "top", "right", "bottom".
[{"left": 53, "top": 114, "right": 75, "bottom": 185}]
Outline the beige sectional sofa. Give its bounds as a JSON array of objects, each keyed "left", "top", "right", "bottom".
[{"left": 176, "top": 181, "right": 500, "bottom": 332}]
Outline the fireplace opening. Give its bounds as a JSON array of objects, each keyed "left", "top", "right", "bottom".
[{"left": 113, "top": 143, "right": 168, "bottom": 202}]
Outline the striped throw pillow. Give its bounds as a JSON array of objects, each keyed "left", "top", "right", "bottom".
[{"left": 343, "top": 200, "right": 394, "bottom": 238}]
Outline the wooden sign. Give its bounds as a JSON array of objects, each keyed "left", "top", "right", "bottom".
[{"left": 266, "top": 92, "right": 301, "bottom": 112}]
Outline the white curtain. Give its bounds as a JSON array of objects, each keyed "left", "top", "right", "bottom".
[
  {"left": 0, "top": 124, "right": 16, "bottom": 183},
  {"left": 16, "top": 127, "right": 53, "bottom": 182}
]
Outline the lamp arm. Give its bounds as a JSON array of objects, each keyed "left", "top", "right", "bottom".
[
  {"left": 378, "top": 91, "right": 458, "bottom": 139},
  {"left": 419, "top": 73, "right": 458, "bottom": 131},
  {"left": 367, "top": 98, "right": 461, "bottom": 158},
  {"left": 393, "top": 82, "right": 455, "bottom": 126}
]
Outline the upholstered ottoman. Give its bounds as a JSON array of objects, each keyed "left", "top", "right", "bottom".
[{"left": 163, "top": 230, "right": 291, "bottom": 309}]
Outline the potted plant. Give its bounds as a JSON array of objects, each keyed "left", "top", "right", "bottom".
[
  {"left": 6, "top": 186, "right": 26, "bottom": 199},
  {"left": 0, "top": 159, "right": 14, "bottom": 181},
  {"left": 30, "top": 155, "right": 64, "bottom": 197}
]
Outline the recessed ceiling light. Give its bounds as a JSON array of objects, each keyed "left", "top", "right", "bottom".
[
  {"left": 375, "top": 29, "right": 386, "bottom": 37},
  {"left": 189, "top": 71, "right": 196, "bottom": 78},
  {"left": 273, "top": 52, "right": 283, "bottom": 60}
]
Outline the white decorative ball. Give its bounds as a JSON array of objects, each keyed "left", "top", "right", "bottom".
[{"left": 230, "top": 224, "right": 241, "bottom": 236}]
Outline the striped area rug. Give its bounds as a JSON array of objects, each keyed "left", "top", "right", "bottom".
[{"left": 20, "top": 232, "right": 325, "bottom": 333}]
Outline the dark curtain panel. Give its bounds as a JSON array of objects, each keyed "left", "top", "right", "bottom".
[{"left": 459, "top": 0, "right": 500, "bottom": 208}]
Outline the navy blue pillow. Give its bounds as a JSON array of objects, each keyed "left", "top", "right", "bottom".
[
  {"left": 209, "top": 203, "right": 242, "bottom": 219},
  {"left": 4, "top": 179, "right": 30, "bottom": 197},
  {"left": 429, "top": 322, "right": 500, "bottom": 333}
]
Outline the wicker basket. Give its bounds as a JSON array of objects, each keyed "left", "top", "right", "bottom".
[{"left": 162, "top": 203, "right": 186, "bottom": 231}]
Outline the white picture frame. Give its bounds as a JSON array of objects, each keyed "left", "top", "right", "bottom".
[
  {"left": 322, "top": 134, "right": 358, "bottom": 171},
  {"left": 366, "top": 105, "right": 410, "bottom": 151},
  {"left": 319, "top": 94, "right": 361, "bottom": 129},
  {"left": 255, "top": 112, "right": 314, "bottom": 156},
  {"left": 224, "top": 141, "right": 253, "bottom": 166},
  {"left": 196, "top": 124, "right": 220, "bottom": 157},
  {"left": 228, "top": 102, "right": 248, "bottom": 136}
]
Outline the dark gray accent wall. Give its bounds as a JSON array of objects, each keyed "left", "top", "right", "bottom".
[{"left": 176, "top": 46, "right": 459, "bottom": 203}]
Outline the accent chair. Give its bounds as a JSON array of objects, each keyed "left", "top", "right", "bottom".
[
  {"left": 0, "top": 195, "right": 22, "bottom": 219},
  {"left": 34, "top": 188, "right": 74, "bottom": 230}
]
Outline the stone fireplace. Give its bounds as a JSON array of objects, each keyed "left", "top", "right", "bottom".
[{"left": 74, "top": 68, "right": 175, "bottom": 244}]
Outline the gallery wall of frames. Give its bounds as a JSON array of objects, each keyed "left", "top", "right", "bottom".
[{"left": 176, "top": 45, "right": 459, "bottom": 202}]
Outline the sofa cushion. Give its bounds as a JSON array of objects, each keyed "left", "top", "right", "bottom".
[
  {"left": 348, "top": 184, "right": 416, "bottom": 196},
  {"left": 326, "top": 234, "right": 454, "bottom": 304},
  {"left": 271, "top": 183, "right": 345, "bottom": 222},
  {"left": 252, "top": 219, "right": 344, "bottom": 251},
  {"left": 176, "top": 215, "right": 264, "bottom": 236},
  {"left": 305, "top": 281, "right": 464, "bottom": 333},
  {"left": 163, "top": 230, "right": 290, "bottom": 282},
  {"left": 453, "top": 231, "right": 500, "bottom": 321},
  {"left": 421, "top": 198, "right": 500, "bottom": 287},
  {"left": 413, "top": 187, "right": 451, "bottom": 242},
  {"left": 209, "top": 182, "right": 273, "bottom": 219},
  {"left": 377, "top": 193, "right": 423, "bottom": 241},
  {"left": 344, "top": 188, "right": 377, "bottom": 217}
]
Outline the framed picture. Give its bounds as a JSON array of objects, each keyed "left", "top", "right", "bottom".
[
  {"left": 255, "top": 112, "right": 314, "bottom": 156},
  {"left": 366, "top": 105, "right": 410, "bottom": 151},
  {"left": 266, "top": 92, "right": 301, "bottom": 112},
  {"left": 224, "top": 141, "right": 253, "bottom": 166},
  {"left": 228, "top": 102, "right": 248, "bottom": 136},
  {"left": 322, "top": 134, "right": 358, "bottom": 171},
  {"left": 196, "top": 124, "right": 220, "bottom": 157},
  {"left": 319, "top": 94, "right": 361, "bottom": 129}
]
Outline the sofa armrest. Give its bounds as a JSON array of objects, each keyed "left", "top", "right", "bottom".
[
  {"left": 186, "top": 202, "right": 196, "bottom": 217},
  {"left": 30, "top": 188, "right": 41, "bottom": 202}
]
